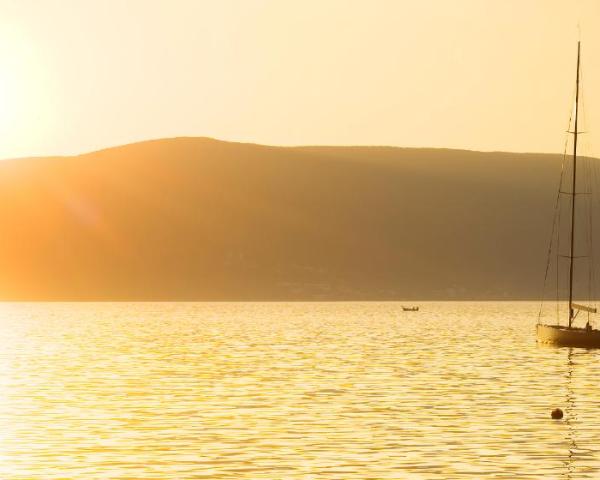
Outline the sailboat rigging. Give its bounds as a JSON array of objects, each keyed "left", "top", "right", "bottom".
[{"left": 536, "top": 41, "right": 600, "bottom": 347}]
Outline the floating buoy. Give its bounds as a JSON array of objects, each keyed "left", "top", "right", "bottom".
[{"left": 551, "top": 408, "right": 563, "bottom": 419}]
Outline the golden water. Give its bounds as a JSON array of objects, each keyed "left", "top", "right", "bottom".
[{"left": 0, "top": 302, "right": 599, "bottom": 479}]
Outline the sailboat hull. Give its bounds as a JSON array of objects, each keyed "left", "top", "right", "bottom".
[{"left": 536, "top": 324, "right": 600, "bottom": 348}]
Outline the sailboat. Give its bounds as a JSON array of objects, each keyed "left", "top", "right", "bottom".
[{"left": 536, "top": 41, "right": 600, "bottom": 348}]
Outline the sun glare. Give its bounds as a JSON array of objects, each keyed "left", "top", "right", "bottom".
[
  {"left": 0, "top": 22, "right": 56, "bottom": 159},
  {"left": 0, "top": 71, "right": 19, "bottom": 136}
]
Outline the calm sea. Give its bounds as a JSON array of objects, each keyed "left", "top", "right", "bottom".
[{"left": 0, "top": 302, "right": 599, "bottom": 479}]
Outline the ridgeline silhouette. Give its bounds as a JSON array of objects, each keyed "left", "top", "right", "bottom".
[{"left": 0, "top": 137, "right": 563, "bottom": 300}]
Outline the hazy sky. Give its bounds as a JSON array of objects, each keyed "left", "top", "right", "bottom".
[{"left": 0, "top": 0, "right": 599, "bottom": 159}]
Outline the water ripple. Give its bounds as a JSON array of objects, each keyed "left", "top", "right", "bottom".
[{"left": 0, "top": 302, "right": 599, "bottom": 478}]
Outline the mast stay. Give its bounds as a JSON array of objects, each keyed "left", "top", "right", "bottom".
[
  {"left": 568, "top": 41, "right": 581, "bottom": 328},
  {"left": 537, "top": 40, "right": 597, "bottom": 329}
]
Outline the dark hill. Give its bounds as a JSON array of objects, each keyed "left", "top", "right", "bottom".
[{"left": 0, "top": 137, "right": 568, "bottom": 300}]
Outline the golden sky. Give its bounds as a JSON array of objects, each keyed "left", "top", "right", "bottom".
[{"left": 0, "top": 0, "right": 599, "bottom": 159}]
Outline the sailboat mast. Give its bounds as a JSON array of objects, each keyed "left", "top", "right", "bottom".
[{"left": 568, "top": 41, "right": 581, "bottom": 328}]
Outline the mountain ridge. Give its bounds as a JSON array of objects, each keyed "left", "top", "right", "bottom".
[
  {"left": 5, "top": 136, "right": 571, "bottom": 164},
  {"left": 0, "top": 136, "right": 583, "bottom": 300}
]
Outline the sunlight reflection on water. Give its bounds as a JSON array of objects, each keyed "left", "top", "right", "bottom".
[{"left": 0, "top": 302, "right": 599, "bottom": 479}]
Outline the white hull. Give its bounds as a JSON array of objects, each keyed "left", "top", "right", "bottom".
[{"left": 536, "top": 324, "right": 600, "bottom": 348}]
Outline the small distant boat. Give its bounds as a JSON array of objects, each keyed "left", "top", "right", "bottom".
[
  {"left": 536, "top": 41, "right": 600, "bottom": 348},
  {"left": 402, "top": 306, "right": 419, "bottom": 312}
]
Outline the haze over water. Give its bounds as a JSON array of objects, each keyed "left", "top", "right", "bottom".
[{"left": 0, "top": 302, "right": 599, "bottom": 479}]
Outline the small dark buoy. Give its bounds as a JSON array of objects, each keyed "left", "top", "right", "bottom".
[{"left": 551, "top": 408, "right": 563, "bottom": 419}]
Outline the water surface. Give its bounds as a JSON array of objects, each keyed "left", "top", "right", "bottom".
[{"left": 0, "top": 302, "right": 599, "bottom": 479}]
